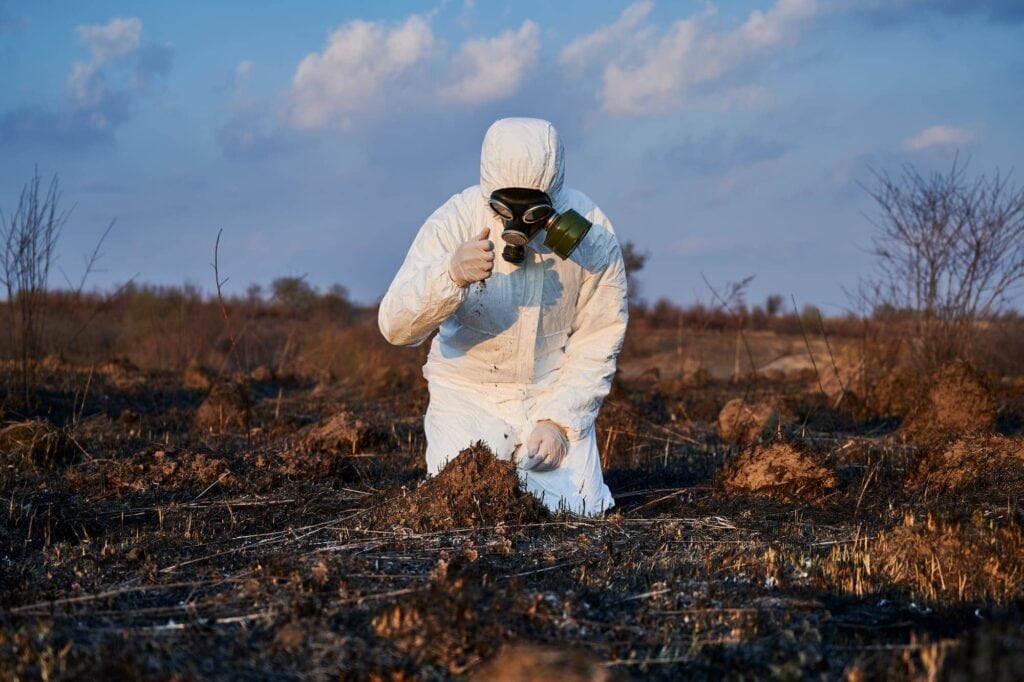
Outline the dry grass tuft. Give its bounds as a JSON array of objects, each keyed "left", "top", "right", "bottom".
[
  {"left": 825, "top": 513, "right": 1024, "bottom": 604},
  {"left": 0, "top": 420, "right": 76, "bottom": 469}
]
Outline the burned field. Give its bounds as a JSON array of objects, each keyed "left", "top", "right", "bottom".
[{"left": 2, "top": 355, "right": 1023, "bottom": 680}]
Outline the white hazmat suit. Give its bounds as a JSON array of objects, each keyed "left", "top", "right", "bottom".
[{"left": 379, "top": 118, "right": 627, "bottom": 515}]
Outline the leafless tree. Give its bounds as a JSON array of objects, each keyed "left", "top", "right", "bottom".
[
  {"left": 1, "top": 169, "right": 70, "bottom": 403},
  {"left": 858, "top": 157, "right": 1024, "bottom": 367},
  {"left": 1, "top": 168, "right": 111, "bottom": 405}
]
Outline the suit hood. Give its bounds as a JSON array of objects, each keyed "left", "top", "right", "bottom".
[{"left": 479, "top": 117, "right": 565, "bottom": 207}]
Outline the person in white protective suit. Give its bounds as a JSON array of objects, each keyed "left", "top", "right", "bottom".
[{"left": 378, "top": 117, "right": 627, "bottom": 515}]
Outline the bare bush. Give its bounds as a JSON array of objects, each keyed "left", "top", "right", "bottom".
[
  {"left": 1, "top": 170, "right": 70, "bottom": 403},
  {"left": 858, "top": 158, "right": 1024, "bottom": 367}
]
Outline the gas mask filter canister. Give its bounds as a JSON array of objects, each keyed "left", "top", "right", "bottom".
[{"left": 488, "top": 187, "right": 593, "bottom": 264}]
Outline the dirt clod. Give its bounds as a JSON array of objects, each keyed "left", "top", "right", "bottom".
[
  {"left": 298, "top": 411, "right": 368, "bottom": 454},
  {"left": 722, "top": 442, "right": 836, "bottom": 501},
  {"left": 718, "top": 398, "right": 782, "bottom": 446},
  {"left": 371, "top": 443, "right": 550, "bottom": 533},
  {"left": 903, "top": 360, "right": 996, "bottom": 443}
]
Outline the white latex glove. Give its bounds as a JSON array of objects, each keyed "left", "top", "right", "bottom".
[
  {"left": 520, "top": 420, "right": 569, "bottom": 472},
  {"left": 447, "top": 227, "right": 494, "bottom": 287}
]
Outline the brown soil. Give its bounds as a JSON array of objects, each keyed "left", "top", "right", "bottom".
[
  {"left": 718, "top": 399, "right": 782, "bottom": 446},
  {"left": 194, "top": 379, "right": 250, "bottom": 432},
  {"left": 471, "top": 644, "right": 622, "bottom": 681},
  {"left": 721, "top": 442, "right": 837, "bottom": 501},
  {"left": 370, "top": 443, "right": 550, "bottom": 533},
  {"left": 902, "top": 360, "right": 996, "bottom": 443},
  {"left": 909, "top": 435, "right": 1024, "bottom": 494}
]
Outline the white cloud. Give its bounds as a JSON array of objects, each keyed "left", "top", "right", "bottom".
[
  {"left": 440, "top": 20, "right": 539, "bottom": 105},
  {"left": 287, "top": 15, "right": 437, "bottom": 129},
  {"left": 559, "top": 1, "right": 653, "bottom": 73},
  {"left": 903, "top": 124, "right": 976, "bottom": 151},
  {"left": 562, "top": 0, "right": 818, "bottom": 116},
  {"left": 2, "top": 16, "right": 172, "bottom": 145},
  {"left": 75, "top": 17, "right": 142, "bottom": 65},
  {"left": 68, "top": 18, "right": 146, "bottom": 110}
]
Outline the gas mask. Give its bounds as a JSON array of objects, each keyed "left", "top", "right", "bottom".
[{"left": 488, "top": 187, "right": 593, "bottom": 264}]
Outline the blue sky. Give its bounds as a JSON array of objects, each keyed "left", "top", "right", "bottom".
[{"left": 1, "top": 0, "right": 1022, "bottom": 312}]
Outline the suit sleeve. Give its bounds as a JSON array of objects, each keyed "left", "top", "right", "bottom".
[
  {"left": 378, "top": 195, "right": 468, "bottom": 347},
  {"left": 532, "top": 210, "right": 629, "bottom": 440}
]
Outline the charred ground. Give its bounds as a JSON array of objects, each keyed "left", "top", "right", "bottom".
[{"left": 1, "top": 326, "right": 1024, "bottom": 680}]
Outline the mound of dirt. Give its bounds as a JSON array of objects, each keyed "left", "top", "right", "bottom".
[
  {"left": 721, "top": 442, "right": 836, "bottom": 502},
  {"left": 718, "top": 399, "right": 782, "bottom": 446},
  {"left": 909, "top": 435, "right": 1024, "bottom": 495},
  {"left": 371, "top": 443, "right": 550, "bottom": 533},
  {"left": 66, "top": 448, "right": 239, "bottom": 495},
  {"left": 471, "top": 644, "right": 622, "bottom": 682},
  {"left": 195, "top": 380, "right": 250, "bottom": 432},
  {"left": 903, "top": 360, "right": 996, "bottom": 443},
  {"left": 271, "top": 411, "right": 380, "bottom": 479},
  {"left": 0, "top": 420, "right": 76, "bottom": 469},
  {"left": 297, "top": 411, "right": 369, "bottom": 454},
  {"left": 183, "top": 360, "right": 216, "bottom": 390},
  {"left": 870, "top": 513, "right": 1024, "bottom": 603}
]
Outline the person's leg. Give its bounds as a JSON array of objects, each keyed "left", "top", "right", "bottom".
[{"left": 423, "top": 380, "right": 521, "bottom": 474}]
